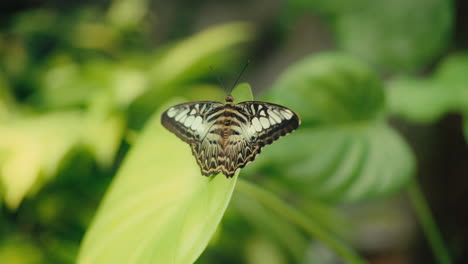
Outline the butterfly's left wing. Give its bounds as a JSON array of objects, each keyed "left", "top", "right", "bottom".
[
  {"left": 223, "top": 101, "right": 301, "bottom": 174},
  {"left": 161, "top": 101, "right": 227, "bottom": 176},
  {"left": 161, "top": 101, "right": 223, "bottom": 144}
]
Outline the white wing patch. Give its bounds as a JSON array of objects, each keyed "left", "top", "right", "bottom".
[
  {"left": 259, "top": 117, "right": 270, "bottom": 128},
  {"left": 191, "top": 116, "right": 203, "bottom": 131}
]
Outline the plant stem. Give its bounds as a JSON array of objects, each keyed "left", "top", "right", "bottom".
[
  {"left": 408, "top": 179, "right": 452, "bottom": 264},
  {"left": 236, "top": 179, "right": 368, "bottom": 264}
]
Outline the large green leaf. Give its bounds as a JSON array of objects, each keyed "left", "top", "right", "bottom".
[
  {"left": 246, "top": 53, "right": 414, "bottom": 201},
  {"left": 77, "top": 84, "right": 253, "bottom": 264}
]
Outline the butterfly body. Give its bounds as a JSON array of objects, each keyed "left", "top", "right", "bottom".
[{"left": 161, "top": 96, "right": 300, "bottom": 177}]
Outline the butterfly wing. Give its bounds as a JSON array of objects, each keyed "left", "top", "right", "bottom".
[
  {"left": 161, "top": 101, "right": 223, "bottom": 143},
  {"left": 223, "top": 101, "right": 300, "bottom": 174},
  {"left": 161, "top": 100, "right": 301, "bottom": 178},
  {"left": 161, "top": 101, "right": 225, "bottom": 175}
]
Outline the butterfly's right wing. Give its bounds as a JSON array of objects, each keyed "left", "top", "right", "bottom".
[
  {"left": 229, "top": 101, "right": 301, "bottom": 168},
  {"left": 161, "top": 101, "right": 225, "bottom": 176}
]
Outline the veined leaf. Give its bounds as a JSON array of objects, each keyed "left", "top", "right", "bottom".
[
  {"left": 247, "top": 53, "right": 414, "bottom": 201},
  {"left": 77, "top": 83, "right": 253, "bottom": 264}
]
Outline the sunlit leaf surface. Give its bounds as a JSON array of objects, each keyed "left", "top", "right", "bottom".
[
  {"left": 78, "top": 84, "right": 253, "bottom": 264},
  {"left": 248, "top": 53, "right": 414, "bottom": 201}
]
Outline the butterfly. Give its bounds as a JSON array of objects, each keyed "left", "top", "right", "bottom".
[{"left": 161, "top": 94, "right": 300, "bottom": 178}]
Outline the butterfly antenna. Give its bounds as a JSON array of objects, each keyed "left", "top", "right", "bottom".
[
  {"left": 209, "top": 66, "right": 227, "bottom": 94},
  {"left": 228, "top": 60, "right": 250, "bottom": 95}
]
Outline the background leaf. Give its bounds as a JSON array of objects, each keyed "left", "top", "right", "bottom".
[
  {"left": 77, "top": 84, "right": 253, "bottom": 264},
  {"left": 387, "top": 53, "right": 468, "bottom": 123},
  {"left": 0, "top": 112, "right": 84, "bottom": 209},
  {"left": 0, "top": 110, "right": 124, "bottom": 209},
  {"left": 245, "top": 53, "right": 414, "bottom": 201},
  {"left": 333, "top": 0, "right": 452, "bottom": 72},
  {"left": 283, "top": 0, "right": 453, "bottom": 73}
]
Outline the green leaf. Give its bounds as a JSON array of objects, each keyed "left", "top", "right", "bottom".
[
  {"left": 332, "top": 0, "right": 452, "bottom": 72},
  {"left": 434, "top": 53, "right": 468, "bottom": 84},
  {"left": 0, "top": 112, "right": 84, "bottom": 209},
  {"left": 248, "top": 53, "right": 414, "bottom": 201},
  {"left": 0, "top": 107, "right": 124, "bottom": 209},
  {"left": 387, "top": 53, "right": 468, "bottom": 123},
  {"left": 149, "top": 22, "right": 253, "bottom": 88},
  {"left": 244, "top": 235, "right": 287, "bottom": 264},
  {"left": 264, "top": 53, "right": 384, "bottom": 126},
  {"left": 107, "top": 0, "right": 149, "bottom": 29},
  {"left": 232, "top": 193, "right": 307, "bottom": 261},
  {"left": 77, "top": 83, "right": 253, "bottom": 264},
  {"left": 387, "top": 78, "right": 456, "bottom": 123}
]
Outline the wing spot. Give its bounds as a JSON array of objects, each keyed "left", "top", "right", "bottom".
[
  {"left": 184, "top": 115, "right": 195, "bottom": 127},
  {"left": 250, "top": 104, "right": 256, "bottom": 113},
  {"left": 175, "top": 109, "right": 189, "bottom": 121},
  {"left": 167, "top": 108, "right": 177, "bottom": 118},
  {"left": 179, "top": 115, "right": 187, "bottom": 123},
  {"left": 269, "top": 117, "right": 276, "bottom": 125},
  {"left": 252, "top": 118, "right": 262, "bottom": 132},
  {"left": 281, "top": 110, "right": 293, "bottom": 120},
  {"left": 259, "top": 110, "right": 266, "bottom": 116},
  {"left": 191, "top": 116, "right": 203, "bottom": 130},
  {"left": 190, "top": 109, "right": 196, "bottom": 115},
  {"left": 259, "top": 117, "right": 270, "bottom": 129},
  {"left": 268, "top": 110, "right": 282, "bottom": 123}
]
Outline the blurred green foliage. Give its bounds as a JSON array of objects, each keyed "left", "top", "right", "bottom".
[
  {"left": 388, "top": 53, "right": 468, "bottom": 127},
  {"left": 283, "top": 0, "right": 453, "bottom": 72},
  {"left": 0, "top": 0, "right": 466, "bottom": 263}
]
